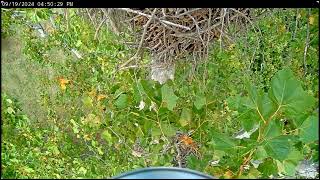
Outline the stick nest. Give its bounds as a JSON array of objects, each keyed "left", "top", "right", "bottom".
[{"left": 84, "top": 8, "right": 253, "bottom": 69}]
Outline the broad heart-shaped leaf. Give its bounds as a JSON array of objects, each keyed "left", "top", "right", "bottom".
[
  {"left": 299, "top": 115, "right": 319, "bottom": 143},
  {"left": 244, "top": 81, "right": 277, "bottom": 121},
  {"left": 161, "top": 84, "right": 178, "bottom": 111},
  {"left": 269, "top": 68, "right": 316, "bottom": 118},
  {"left": 228, "top": 91, "right": 276, "bottom": 131},
  {"left": 209, "top": 131, "right": 237, "bottom": 150},
  {"left": 179, "top": 107, "right": 192, "bottom": 127},
  {"left": 115, "top": 94, "right": 128, "bottom": 109},
  {"left": 263, "top": 135, "right": 292, "bottom": 161}
]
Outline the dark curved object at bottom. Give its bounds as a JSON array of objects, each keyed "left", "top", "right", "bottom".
[{"left": 112, "top": 167, "right": 216, "bottom": 179}]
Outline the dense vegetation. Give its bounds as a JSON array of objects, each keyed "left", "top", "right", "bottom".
[{"left": 1, "top": 8, "right": 319, "bottom": 178}]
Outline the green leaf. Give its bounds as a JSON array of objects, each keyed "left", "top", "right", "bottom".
[
  {"left": 283, "top": 160, "right": 296, "bottom": 176},
  {"left": 194, "top": 94, "right": 206, "bottom": 110},
  {"left": 6, "top": 107, "right": 15, "bottom": 114},
  {"left": 180, "top": 108, "right": 192, "bottom": 127},
  {"left": 210, "top": 131, "right": 236, "bottom": 150},
  {"left": 257, "top": 158, "right": 278, "bottom": 177},
  {"left": 238, "top": 109, "right": 259, "bottom": 131},
  {"left": 254, "top": 146, "right": 268, "bottom": 160},
  {"left": 161, "top": 84, "right": 178, "bottom": 111},
  {"left": 115, "top": 94, "right": 128, "bottom": 109},
  {"left": 161, "top": 123, "right": 176, "bottom": 137},
  {"left": 299, "top": 115, "right": 319, "bottom": 143},
  {"left": 285, "top": 148, "right": 303, "bottom": 164},
  {"left": 269, "top": 68, "right": 315, "bottom": 116},
  {"left": 263, "top": 135, "right": 292, "bottom": 161},
  {"left": 263, "top": 120, "right": 282, "bottom": 139},
  {"left": 102, "top": 130, "right": 113, "bottom": 145},
  {"left": 82, "top": 96, "right": 93, "bottom": 107}
]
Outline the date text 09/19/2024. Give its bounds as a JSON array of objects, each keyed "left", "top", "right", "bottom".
[{"left": 1, "top": 1, "right": 74, "bottom": 7}]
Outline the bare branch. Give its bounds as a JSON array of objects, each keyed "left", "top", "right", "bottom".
[{"left": 117, "top": 8, "right": 191, "bottom": 30}]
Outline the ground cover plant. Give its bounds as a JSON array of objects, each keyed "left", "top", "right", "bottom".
[{"left": 1, "top": 8, "right": 319, "bottom": 178}]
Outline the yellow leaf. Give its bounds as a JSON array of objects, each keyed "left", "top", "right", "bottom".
[
  {"left": 309, "top": 16, "right": 315, "bottom": 25},
  {"left": 280, "top": 25, "right": 286, "bottom": 32},
  {"left": 59, "top": 78, "right": 70, "bottom": 90},
  {"left": 60, "top": 83, "right": 66, "bottom": 90},
  {"left": 88, "top": 89, "right": 97, "bottom": 98},
  {"left": 97, "top": 94, "right": 107, "bottom": 101}
]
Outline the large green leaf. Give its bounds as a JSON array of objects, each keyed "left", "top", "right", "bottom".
[
  {"left": 161, "top": 84, "right": 178, "bottom": 111},
  {"left": 263, "top": 135, "right": 292, "bottom": 161},
  {"left": 210, "top": 131, "right": 237, "bottom": 150},
  {"left": 299, "top": 115, "right": 319, "bottom": 143},
  {"left": 269, "top": 68, "right": 315, "bottom": 117},
  {"left": 244, "top": 81, "right": 277, "bottom": 121}
]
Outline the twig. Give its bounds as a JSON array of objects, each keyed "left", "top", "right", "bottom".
[
  {"left": 174, "top": 143, "right": 182, "bottom": 168},
  {"left": 206, "top": 8, "right": 212, "bottom": 57},
  {"left": 303, "top": 8, "right": 311, "bottom": 77},
  {"left": 219, "top": 8, "right": 227, "bottom": 52},
  {"left": 292, "top": 9, "right": 299, "bottom": 40},
  {"left": 237, "top": 149, "right": 255, "bottom": 177},
  {"left": 187, "top": 14, "right": 205, "bottom": 48},
  {"left": 86, "top": 8, "right": 96, "bottom": 28},
  {"left": 118, "top": 8, "right": 158, "bottom": 70},
  {"left": 117, "top": 8, "right": 191, "bottom": 30},
  {"left": 101, "top": 8, "right": 120, "bottom": 36},
  {"left": 94, "top": 14, "right": 107, "bottom": 40},
  {"left": 177, "top": 8, "right": 202, "bottom": 17}
]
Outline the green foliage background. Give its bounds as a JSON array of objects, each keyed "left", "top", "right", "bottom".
[{"left": 1, "top": 8, "right": 319, "bottom": 178}]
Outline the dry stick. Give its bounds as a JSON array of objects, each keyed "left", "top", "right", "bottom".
[
  {"left": 303, "top": 8, "right": 311, "bottom": 77},
  {"left": 206, "top": 9, "right": 212, "bottom": 57},
  {"left": 219, "top": 8, "right": 227, "bottom": 52},
  {"left": 177, "top": 8, "right": 202, "bottom": 17},
  {"left": 86, "top": 8, "right": 96, "bottom": 28},
  {"left": 117, "top": 8, "right": 191, "bottom": 30},
  {"left": 292, "top": 9, "right": 299, "bottom": 40},
  {"left": 187, "top": 14, "right": 206, "bottom": 48},
  {"left": 118, "top": 8, "right": 158, "bottom": 70},
  {"left": 101, "top": 8, "right": 120, "bottom": 36},
  {"left": 94, "top": 15, "right": 107, "bottom": 41},
  {"left": 174, "top": 143, "right": 183, "bottom": 168}
]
